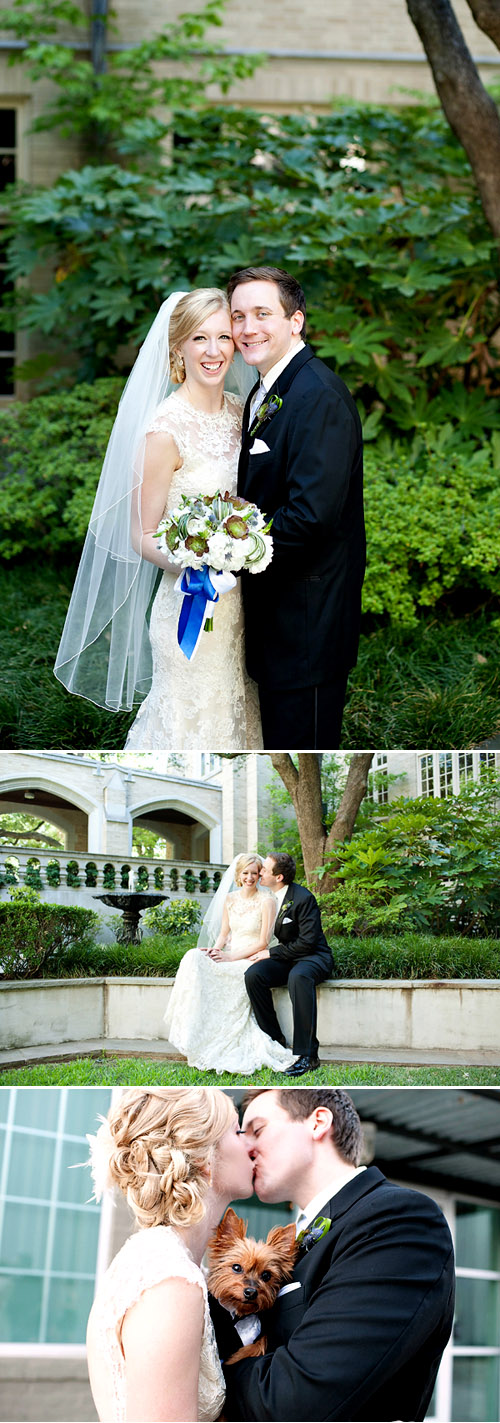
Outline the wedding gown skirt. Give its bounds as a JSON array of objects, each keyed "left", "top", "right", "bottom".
[
  {"left": 87, "top": 1225, "right": 224, "bottom": 1423},
  {"left": 125, "top": 390, "right": 262, "bottom": 750},
  {"left": 164, "top": 894, "right": 295, "bottom": 1074}
]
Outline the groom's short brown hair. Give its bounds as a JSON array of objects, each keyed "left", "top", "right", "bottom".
[
  {"left": 227, "top": 266, "right": 306, "bottom": 335},
  {"left": 241, "top": 1088, "right": 363, "bottom": 1166},
  {"left": 269, "top": 852, "right": 296, "bottom": 884}
]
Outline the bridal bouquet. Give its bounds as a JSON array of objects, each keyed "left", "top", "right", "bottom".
[{"left": 154, "top": 491, "right": 273, "bottom": 659}]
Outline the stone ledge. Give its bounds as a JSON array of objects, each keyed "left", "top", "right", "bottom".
[{"left": 2, "top": 977, "right": 500, "bottom": 1059}]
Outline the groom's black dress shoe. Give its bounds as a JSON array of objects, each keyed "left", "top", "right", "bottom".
[{"left": 284, "top": 1054, "right": 321, "bottom": 1077}]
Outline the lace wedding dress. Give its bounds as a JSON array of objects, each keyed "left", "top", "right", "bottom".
[
  {"left": 87, "top": 1224, "right": 225, "bottom": 1422},
  {"left": 125, "top": 390, "right": 262, "bottom": 750},
  {"left": 164, "top": 891, "right": 295, "bottom": 1073}
]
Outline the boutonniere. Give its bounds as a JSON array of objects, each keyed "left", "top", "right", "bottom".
[
  {"left": 249, "top": 393, "right": 283, "bottom": 441},
  {"left": 296, "top": 1215, "right": 332, "bottom": 1254}
]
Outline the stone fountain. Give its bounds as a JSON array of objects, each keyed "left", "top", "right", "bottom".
[{"left": 94, "top": 890, "right": 168, "bottom": 944}]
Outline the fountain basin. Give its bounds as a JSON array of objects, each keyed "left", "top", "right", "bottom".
[{"left": 94, "top": 892, "right": 168, "bottom": 944}]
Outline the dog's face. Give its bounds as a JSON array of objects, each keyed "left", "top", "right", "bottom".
[{"left": 207, "top": 1207, "right": 298, "bottom": 1317}]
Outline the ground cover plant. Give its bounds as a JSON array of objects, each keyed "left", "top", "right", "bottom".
[
  {"left": 1, "top": 563, "right": 499, "bottom": 749},
  {"left": 1, "top": 1059, "right": 497, "bottom": 1089}
]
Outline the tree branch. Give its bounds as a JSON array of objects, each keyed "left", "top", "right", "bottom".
[
  {"left": 270, "top": 753, "right": 299, "bottom": 798},
  {"left": 326, "top": 752, "right": 374, "bottom": 851},
  {"left": 407, "top": 0, "right": 500, "bottom": 238},
  {"left": 465, "top": 0, "right": 500, "bottom": 48}
]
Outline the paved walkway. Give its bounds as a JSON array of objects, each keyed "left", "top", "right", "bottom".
[{"left": 2, "top": 1038, "right": 500, "bottom": 1069}]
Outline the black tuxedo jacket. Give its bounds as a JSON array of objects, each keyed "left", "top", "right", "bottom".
[
  {"left": 216, "top": 1166, "right": 455, "bottom": 1422},
  {"left": 238, "top": 344, "right": 365, "bottom": 691},
  {"left": 270, "top": 882, "right": 332, "bottom": 970}
]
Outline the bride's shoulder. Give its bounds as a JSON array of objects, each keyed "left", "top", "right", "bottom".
[{"left": 224, "top": 390, "right": 244, "bottom": 416}]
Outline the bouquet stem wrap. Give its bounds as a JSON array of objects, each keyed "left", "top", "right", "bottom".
[{"left": 174, "top": 566, "right": 236, "bottom": 660}]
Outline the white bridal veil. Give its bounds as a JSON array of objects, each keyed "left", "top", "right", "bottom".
[{"left": 54, "top": 291, "right": 253, "bottom": 711}]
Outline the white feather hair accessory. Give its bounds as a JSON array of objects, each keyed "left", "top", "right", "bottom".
[{"left": 86, "top": 1116, "right": 116, "bottom": 1202}]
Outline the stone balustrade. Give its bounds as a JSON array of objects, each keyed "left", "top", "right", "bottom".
[{"left": 0, "top": 848, "right": 225, "bottom": 898}]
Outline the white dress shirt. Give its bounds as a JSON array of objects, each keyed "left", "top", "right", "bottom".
[
  {"left": 274, "top": 883, "right": 289, "bottom": 913},
  {"left": 248, "top": 340, "right": 305, "bottom": 425},
  {"left": 295, "top": 1166, "right": 367, "bottom": 1235}
]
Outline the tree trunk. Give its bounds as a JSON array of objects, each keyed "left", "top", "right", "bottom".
[
  {"left": 465, "top": 0, "right": 500, "bottom": 48},
  {"left": 270, "top": 752, "right": 374, "bottom": 891},
  {"left": 270, "top": 754, "right": 326, "bottom": 885},
  {"left": 407, "top": 0, "right": 500, "bottom": 239}
]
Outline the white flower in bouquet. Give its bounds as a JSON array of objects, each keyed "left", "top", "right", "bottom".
[{"left": 207, "top": 530, "right": 235, "bottom": 570}]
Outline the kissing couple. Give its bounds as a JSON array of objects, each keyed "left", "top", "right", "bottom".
[
  {"left": 54, "top": 265, "right": 366, "bottom": 751},
  {"left": 87, "top": 1086, "right": 455, "bottom": 1422},
  {"left": 163, "top": 849, "right": 333, "bottom": 1079}
]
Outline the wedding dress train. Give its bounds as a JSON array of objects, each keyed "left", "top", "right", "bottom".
[{"left": 164, "top": 891, "right": 295, "bottom": 1073}]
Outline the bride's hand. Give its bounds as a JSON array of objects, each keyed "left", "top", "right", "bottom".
[{"left": 249, "top": 948, "right": 270, "bottom": 962}]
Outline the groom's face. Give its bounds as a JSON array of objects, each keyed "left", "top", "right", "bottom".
[
  {"left": 241, "top": 1091, "right": 314, "bottom": 1205},
  {"left": 230, "top": 280, "right": 304, "bottom": 376}
]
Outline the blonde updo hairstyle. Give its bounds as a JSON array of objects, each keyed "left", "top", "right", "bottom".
[
  {"left": 234, "top": 852, "right": 263, "bottom": 886},
  {"left": 169, "top": 288, "right": 231, "bottom": 385},
  {"left": 104, "top": 1087, "right": 235, "bottom": 1229}
]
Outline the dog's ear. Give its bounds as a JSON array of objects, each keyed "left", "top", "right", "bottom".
[
  {"left": 265, "top": 1222, "right": 298, "bottom": 1258},
  {"left": 215, "top": 1207, "right": 248, "bottom": 1242}
]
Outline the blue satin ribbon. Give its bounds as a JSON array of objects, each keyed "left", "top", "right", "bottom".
[{"left": 176, "top": 566, "right": 220, "bottom": 660}]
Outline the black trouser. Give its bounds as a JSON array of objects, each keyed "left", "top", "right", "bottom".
[
  {"left": 244, "top": 952, "right": 332, "bottom": 1058},
  {"left": 257, "top": 676, "right": 349, "bottom": 751}
]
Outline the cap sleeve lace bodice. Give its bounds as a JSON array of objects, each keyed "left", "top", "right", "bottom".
[
  {"left": 87, "top": 1225, "right": 225, "bottom": 1422},
  {"left": 125, "top": 390, "right": 262, "bottom": 750}
]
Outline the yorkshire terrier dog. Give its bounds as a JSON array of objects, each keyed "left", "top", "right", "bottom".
[{"left": 207, "top": 1207, "right": 298, "bottom": 1364}]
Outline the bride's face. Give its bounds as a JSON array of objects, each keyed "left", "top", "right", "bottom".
[
  {"left": 181, "top": 308, "right": 234, "bottom": 389},
  {"left": 212, "top": 1112, "right": 255, "bottom": 1200},
  {"left": 239, "top": 862, "right": 261, "bottom": 891}
]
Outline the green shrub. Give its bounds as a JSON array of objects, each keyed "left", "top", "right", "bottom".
[
  {"left": 142, "top": 898, "right": 203, "bottom": 936},
  {"left": 46, "top": 859, "right": 61, "bottom": 887},
  {"left": 0, "top": 903, "right": 100, "bottom": 978},
  {"left": 328, "top": 934, "right": 500, "bottom": 979},
  {"left": 363, "top": 440, "right": 500, "bottom": 625},
  {"left": 0, "top": 380, "right": 124, "bottom": 561},
  {"left": 318, "top": 781, "right": 500, "bottom": 937}
]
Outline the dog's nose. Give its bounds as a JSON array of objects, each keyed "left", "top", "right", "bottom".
[{"left": 243, "top": 1286, "right": 258, "bottom": 1300}]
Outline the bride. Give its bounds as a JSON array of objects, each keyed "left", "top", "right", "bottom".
[
  {"left": 54, "top": 288, "right": 262, "bottom": 749},
  {"left": 86, "top": 1086, "right": 254, "bottom": 1421},
  {"left": 164, "top": 853, "right": 295, "bottom": 1074}
]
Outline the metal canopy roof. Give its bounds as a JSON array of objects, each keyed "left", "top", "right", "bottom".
[{"left": 348, "top": 1089, "right": 500, "bottom": 1202}]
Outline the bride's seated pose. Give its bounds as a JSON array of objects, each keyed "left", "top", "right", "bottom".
[
  {"left": 86, "top": 1086, "right": 254, "bottom": 1422},
  {"left": 164, "top": 853, "right": 295, "bottom": 1074},
  {"left": 54, "top": 289, "right": 262, "bottom": 749}
]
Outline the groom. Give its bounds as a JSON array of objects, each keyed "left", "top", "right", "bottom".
[
  {"left": 212, "top": 1088, "right": 455, "bottom": 1422},
  {"left": 228, "top": 265, "right": 365, "bottom": 750},
  {"left": 244, "top": 852, "right": 332, "bottom": 1077}
]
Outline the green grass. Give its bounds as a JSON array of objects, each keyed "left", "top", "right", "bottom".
[
  {"left": 1, "top": 561, "right": 500, "bottom": 748},
  {"left": 1, "top": 1058, "right": 498, "bottom": 1087}
]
